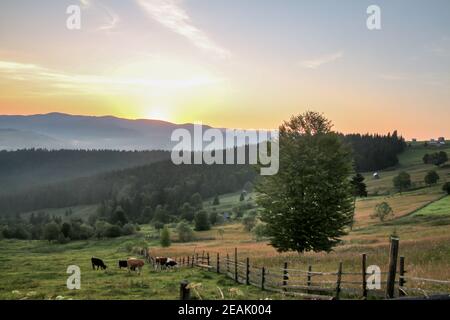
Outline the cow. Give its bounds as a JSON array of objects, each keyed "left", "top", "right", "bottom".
[
  {"left": 120, "top": 260, "right": 137, "bottom": 271},
  {"left": 165, "top": 258, "right": 178, "bottom": 269},
  {"left": 153, "top": 257, "right": 168, "bottom": 270},
  {"left": 127, "top": 258, "right": 145, "bottom": 274},
  {"left": 91, "top": 257, "right": 107, "bottom": 270}
]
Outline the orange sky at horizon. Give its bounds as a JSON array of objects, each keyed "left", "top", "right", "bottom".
[{"left": 0, "top": 1, "right": 449, "bottom": 141}]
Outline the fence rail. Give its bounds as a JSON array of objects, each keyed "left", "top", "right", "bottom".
[{"left": 140, "top": 237, "right": 450, "bottom": 300}]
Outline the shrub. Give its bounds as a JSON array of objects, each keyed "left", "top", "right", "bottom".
[
  {"left": 424, "top": 170, "right": 440, "bottom": 186},
  {"left": 443, "top": 182, "right": 450, "bottom": 195},
  {"left": 371, "top": 202, "right": 394, "bottom": 222},
  {"left": 104, "top": 224, "right": 122, "bottom": 238},
  {"left": 194, "top": 210, "right": 211, "bottom": 231},
  {"left": 252, "top": 223, "right": 269, "bottom": 241},
  {"left": 176, "top": 221, "right": 194, "bottom": 242},
  {"left": 209, "top": 211, "right": 218, "bottom": 225},
  {"left": 122, "top": 223, "right": 136, "bottom": 236},
  {"left": 43, "top": 222, "right": 60, "bottom": 242},
  {"left": 393, "top": 171, "right": 411, "bottom": 192},
  {"left": 160, "top": 226, "right": 171, "bottom": 247},
  {"left": 242, "top": 214, "right": 257, "bottom": 232}
]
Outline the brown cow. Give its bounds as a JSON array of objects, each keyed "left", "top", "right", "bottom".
[
  {"left": 127, "top": 258, "right": 145, "bottom": 274},
  {"left": 153, "top": 257, "right": 168, "bottom": 270}
]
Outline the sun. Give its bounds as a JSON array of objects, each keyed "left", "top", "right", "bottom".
[{"left": 145, "top": 106, "right": 171, "bottom": 122}]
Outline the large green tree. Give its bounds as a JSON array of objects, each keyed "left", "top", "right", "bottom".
[{"left": 257, "top": 111, "right": 354, "bottom": 253}]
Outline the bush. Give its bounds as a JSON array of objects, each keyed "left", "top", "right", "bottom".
[
  {"left": 57, "top": 233, "right": 70, "bottom": 244},
  {"left": 122, "top": 223, "right": 136, "bottom": 236},
  {"left": 443, "top": 182, "right": 450, "bottom": 195},
  {"left": 176, "top": 221, "right": 194, "bottom": 242},
  {"left": 160, "top": 226, "right": 171, "bottom": 247},
  {"left": 43, "top": 222, "right": 60, "bottom": 242},
  {"left": 104, "top": 224, "right": 122, "bottom": 238},
  {"left": 79, "top": 224, "right": 94, "bottom": 239},
  {"left": 3, "top": 225, "right": 31, "bottom": 240},
  {"left": 242, "top": 214, "right": 257, "bottom": 232},
  {"left": 252, "top": 223, "right": 269, "bottom": 241},
  {"left": 393, "top": 171, "right": 411, "bottom": 192},
  {"left": 153, "top": 221, "right": 164, "bottom": 231},
  {"left": 371, "top": 202, "right": 394, "bottom": 222},
  {"left": 209, "top": 211, "right": 218, "bottom": 225},
  {"left": 194, "top": 210, "right": 211, "bottom": 231},
  {"left": 424, "top": 170, "right": 440, "bottom": 186}
]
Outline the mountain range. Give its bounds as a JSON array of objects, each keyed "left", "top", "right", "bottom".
[{"left": 0, "top": 113, "right": 214, "bottom": 150}]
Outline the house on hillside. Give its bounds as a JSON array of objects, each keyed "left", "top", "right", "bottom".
[{"left": 429, "top": 137, "right": 446, "bottom": 146}]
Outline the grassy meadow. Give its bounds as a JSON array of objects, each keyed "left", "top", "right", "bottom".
[{"left": 1, "top": 143, "right": 449, "bottom": 299}]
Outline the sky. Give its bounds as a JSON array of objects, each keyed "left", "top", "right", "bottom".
[{"left": 0, "top": 0, "right": 449, "bottom": 139}]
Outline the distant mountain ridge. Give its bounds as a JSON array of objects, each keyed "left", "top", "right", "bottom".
[{"left": 0, "top": 113, "right": 219, "bottom": 150}]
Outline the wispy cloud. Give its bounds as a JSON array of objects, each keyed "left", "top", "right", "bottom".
[
  {"left": 136, "top": 0, "right": 230, "bottom": 59},
  {"left": 78, "top": 0, "right": 120, "bottom": 31},
  {"left": 299, "top": 51, "right": 344, "bottom": 69},
  {"left": 98, "top": 6, "right": 120, "bottom": 31},
  {"left": 0, "top": 60, "right": 222, "bottom": 95}
]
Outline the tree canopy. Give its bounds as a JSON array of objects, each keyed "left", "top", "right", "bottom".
[{"left": 257, "top": 111, "right": 354, "bottom": 253}]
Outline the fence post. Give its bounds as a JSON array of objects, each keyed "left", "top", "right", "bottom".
[
  {"left": 234, "top": 247, "right": 238, "bottom": 283},
  {"left": 187, "top": 256, "right": 190, "bottom": 267},
  {"left": 196, "top": 253, "right": 199, "bottom": 265},
  {"left": 399, "top": 256, "right": 406, "bottom": 297},
  {"left": 226, "top": 253, "right": 230, "bottom": 274},
  {"left": 261, "top": 267, "right": 266, "bottom": 291},
  {"left": 246, "top": 257, "right": 250, "bottom": 285},
  {"left": 283, "top": 262, "right": 288, "bottom": 291},
  {"left": 335, "top": 262, "right": 343, "bottom": 300},
  {"left": 362, "top": 253, "right": 367, "bottom": 299},
  {"left": 386, "top": 236, "right": 400, "bottom": 299},
  {"left": 217, "top": 253, "right": 220, "bottom": 273},
  {"left": 191, "top": 255, "right": 194, "bottom": 268},
  {"left": 307, "top": 265, "right": 312, "bottom": 293},
  {"left": 202, "top": 251, "right": 205, "bottom": 264},
  {"left": 180, "top": 280, "right": 190, "bottom": 300},
  {"left": 207, "top": 252, "right": 210, "bottom": 268}
]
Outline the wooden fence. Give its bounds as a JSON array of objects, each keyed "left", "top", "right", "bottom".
[{"left": 141, "top": 237, "right": 450, "bottom": 300}]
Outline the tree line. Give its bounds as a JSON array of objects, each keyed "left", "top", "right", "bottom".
[{"left": 342, "top": 131, "right": 406, "bottom": 172}]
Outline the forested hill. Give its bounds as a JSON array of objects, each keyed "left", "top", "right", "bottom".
[
  {"left": 0, "top": 132, "right": 405, "bottom": 216},
  {"left": 0, "top": 159, "right": 257, "bottom": 217},
  {"left": 0, "top": 149, "right": 170, "bottom": 195},
  {"left": 342, "top": 131, "right": 406, "bottom": 172}
]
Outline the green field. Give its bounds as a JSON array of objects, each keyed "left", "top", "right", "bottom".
[
  {"left": 412, "top": 196, "right": 450, "bottom": 217},
  {"left": 0, "top": 237, "right": 286, "bottom": 300}
]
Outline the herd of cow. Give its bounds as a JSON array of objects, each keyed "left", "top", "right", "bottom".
[{"left": 91, "top": 254, "right": 178, "bottom": 275}]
